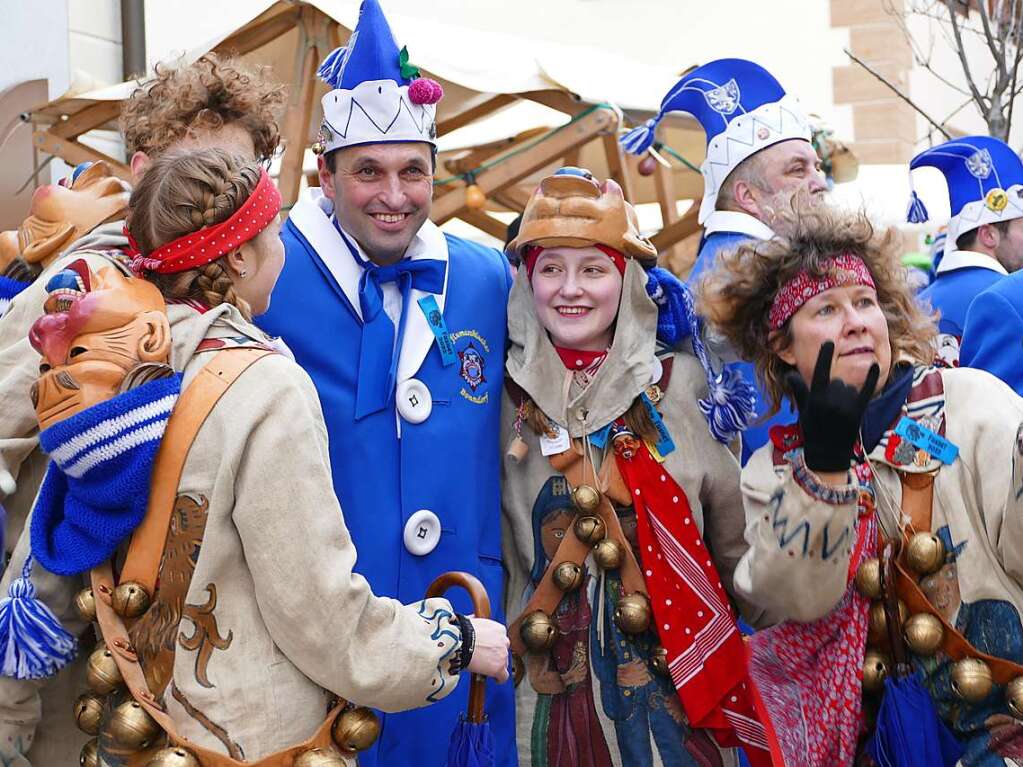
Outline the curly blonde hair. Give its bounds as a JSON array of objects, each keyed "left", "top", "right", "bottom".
[
  {"left": 127, "top": 148, "right": 264, "bottom": 319},
  {"left": 696, "top": 205, "right": 937, "bottom": 414},
  {"left": 120, "top": 53, "right": 285, "bottom": 163}
]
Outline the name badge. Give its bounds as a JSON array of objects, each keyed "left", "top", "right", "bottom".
[
  {"left": 540, "top": 422, "right": 571, "bottom": 456},
  {"left": 893, "top": 416, "right": 958, "bottom": 465},
  {"left": 641, "top": 392, "right": 675, "bottom": 457},
  {"left": 417, "top": 295, "right": 456, "bottom": 367}
]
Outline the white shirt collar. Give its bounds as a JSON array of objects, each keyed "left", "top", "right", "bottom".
[
  {"left": 702, "top": 210, "right": 775, "bottom": 240},
  {"left": 935, "top": 249, "right": 1008, "bottom": 277}
]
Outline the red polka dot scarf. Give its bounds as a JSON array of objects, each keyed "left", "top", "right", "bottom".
[{"left": 131, "top": 169, "right": 281, "bottom": 275}]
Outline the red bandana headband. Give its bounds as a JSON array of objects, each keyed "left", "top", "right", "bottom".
[
  {"left": 768, "top": 253, "right": 876, "bottom": 330},
  {"left": 131, "top": 168, "right": 281, "bottom": 275},
  {"left": 523, "top": 244, "right": 626, "bottom": 279}
]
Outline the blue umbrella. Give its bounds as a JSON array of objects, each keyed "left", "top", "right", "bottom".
[
  {"left": 427, "top": 572, "right": 496, "bottom": 767},
  {"left": 867, "top": 674, "right": 963, "bottom": 767}
]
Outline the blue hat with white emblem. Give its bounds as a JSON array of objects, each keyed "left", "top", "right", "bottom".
[
  {"left": 315, "top": 0, "right": 443, "bottom": 154},
  {"left": 620, "top": 58, "right": 811, "bottom": 224},
  {"left": 907, "top": 136, "right": 1023, "bottom": 250}
]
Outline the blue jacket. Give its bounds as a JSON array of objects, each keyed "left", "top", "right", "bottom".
[
  {"left": 689, "top": 216, "right": 796, "bottom": 465},
  {"left": 960, "top": 267, "right": 1023, "bottom": 396},
  {"left": 917, "top": 251, "right": 1006, "bottom": 337},
  {"left": 257, "top": 191, "right": 516, "bottom": 767}
]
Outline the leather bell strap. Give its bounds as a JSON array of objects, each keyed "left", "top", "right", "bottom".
[
  {"left": 508, "top": 440, "right": 647, "bottom": 657},
  {"left": 893, "top": 471, "right": 1023, "bottom": 686},
  {"left": 91, "top": 561, "right": 346, "bottom": 767},
  {"left": 120, "top": 349, "right": 275, "bottom": 598}
]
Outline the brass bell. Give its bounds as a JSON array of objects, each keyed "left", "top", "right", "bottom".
[
  {"left": 906, "top": 532, "right": 946, "bottom": 575},
  {"left": 112, "top": 581, "right": 152, "bottom": 619},
  {"left": 951, "top": 657, "right": 993, "bottom": 703},
  {"left": 552, "top": 562, "right": 584, "bottom": 592},
  {"left": 903, "top": 613, "right": 944, "bottom": 656},
  {"left": 80, "top": 737, "right": 99, "bottom": 767},
  {"left": 650, "top": 645, "right": 669, "bottom": 676},
  {"left": 571, "top": 484, "right": 601, "bottom": 513},
  {"left": 592, "top": 539, "right": 624, "bottom": 570},
  {"left": 75, "top": 587, "right": 97, "bottom": 623},
  {"left": 293, "top": 747, "right": 348, "bottom": 767},
  {"left": 331, "top": 706, "right": 381, "bottom": 753},
  {"left": 109, "top": 699, "right": 161, "bottom": 750},
  {"left": 86, "top": 644, "right": 123, "bottom": 694},
  {"left": 146, "top": 747, "right": 201, "bottom": 767},
  {"left": 1005, "top": 676, "right": 1023, "bottom": 719},
  {"left": 520, "top": 610, "right": 557, "bottom": 653},
  {"left": 573, "top": 515, "right": 606, "bottom": 547},
  {"left": 614, "top": 592, "right": 652, "bottom": 635},
  {"left": 512, "top": 653, "right": 525, "bottom": 686},
  {"left": 862, "top": 650, "right": 890, "bottom": 694},
  {"left": 868, "top": 600, "right": 908, "bottom": 645},
  {"left": 73, "top": 692, "right": 105, "bottom": 736},
  {"left": 854, "top": 558, "right": 882, "bottom": 600}
]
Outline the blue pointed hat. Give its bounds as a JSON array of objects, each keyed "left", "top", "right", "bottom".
[
  {"left": 316, "top": 0, "right": 443, "bottom": 154},
  {"left": 908, "top": 136, "right": 1023, "bottom": 250},
  {"left": 620, "top": 58, "right": 811, "bottom": 224}
]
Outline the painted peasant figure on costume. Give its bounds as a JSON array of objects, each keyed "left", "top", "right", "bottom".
[
  {"left": 500, "top": 168, "right": 774, "bottom": 767},
  {"left": 698, "top": 206, "right": 1023, "bottom": 766}
]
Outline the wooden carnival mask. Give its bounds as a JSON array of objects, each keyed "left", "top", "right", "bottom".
[
  {"left": 507, "top": 169, "right": 657, "bottom": 261},
  {"left": 0, "top": 162, "right": 129, "bottom": 279},
  {"left": 28, "top": 259, "right": 172, "bottom": 429}
]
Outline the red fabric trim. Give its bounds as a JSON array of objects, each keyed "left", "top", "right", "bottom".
[
  {"left": 613, "top": 439, "right": 775, "bottom": 765},
  {"left": 132, "top": 169, "right": 281, "bottom": 275},
  {"left": 553, "top": 346, "right": 607, "bottom": 370}
]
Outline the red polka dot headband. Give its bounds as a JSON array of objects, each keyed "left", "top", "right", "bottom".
[
  {"left": 768, "top": 253, "right": 876, "bottom": 330},
  {"left": 523, "top": 244, "right": 626, "bottom": 280},
  {"left": 131, "top": 169, "right": 281, "bottom": 275}
]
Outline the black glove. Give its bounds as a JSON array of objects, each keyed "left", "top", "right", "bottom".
[{"left": 786, "top": 341, "right": 879, "bottom": 473}]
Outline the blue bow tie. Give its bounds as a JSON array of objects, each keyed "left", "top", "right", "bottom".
[{"left": 334, "top": 221, "right": 446, "bottom": 419}]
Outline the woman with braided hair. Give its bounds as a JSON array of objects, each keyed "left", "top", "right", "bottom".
[
  {"left": 0, "top": 147, "right": 509, "bottom": 766},
  {"left": 697, "top": 205, "right": 1023, "bottom": 765},
  {"left": 500, "top": 168, "right": 774, "bottom": 767}
]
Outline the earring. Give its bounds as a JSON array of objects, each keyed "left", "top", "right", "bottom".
[{"left": 239, "top": 269, "right": 248, "bottom": 278}]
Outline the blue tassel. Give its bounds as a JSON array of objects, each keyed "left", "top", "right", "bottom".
[
  {"left": 679, "top": 283, "right": 756, "bottom": 443},
  {"left": 698, "top": 367, "right": 758, "bottom": 445},
  {"left": 619, "top": 118, "right": 659, "bottom": 156},
  {"left": 317, "top": 46, "right": 349, "bottom": 88},
  {"left": 906, "top": 190, "right": 929, "bottom": 224},
  {"left": 0, "top": 556, "right": 77, "bottom": 680}
]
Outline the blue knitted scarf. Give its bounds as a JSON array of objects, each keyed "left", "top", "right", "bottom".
[
  {"left": 0, "top": 276, "right": 30, "bottom": 319},
  {"left": 0, "top": 374, "right": 180, "bottom": 680}
]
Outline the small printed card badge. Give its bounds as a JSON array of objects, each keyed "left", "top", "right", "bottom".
[
  {"left": 540, "top": 422, "right": 571, "bottom": 456},
  {"left": 417, "top": 295, "right": 456, "bottom": 367},
  {"left": 893, "top": 416, "right": 959, "bottom": 465}
]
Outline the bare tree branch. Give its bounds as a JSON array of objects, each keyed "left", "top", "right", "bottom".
[
  {"left": 944, "top": 0, "right": 991, "bottom": 109},
  {"left": 843, "top": 48, "right": 953, "bottom": 139},
  {"left": 976, "top": 0, "right": 1009, "bottom": 80}
]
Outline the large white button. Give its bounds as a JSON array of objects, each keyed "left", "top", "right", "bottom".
[
  {"left": 404, "top": 509, "right": 441, "bottom": 555},
  {"left": 649, "top": 356, "right": 663, "bottom": 386},
  {"left": 396, "top": 378, "right": 432, "bottom": 424}
]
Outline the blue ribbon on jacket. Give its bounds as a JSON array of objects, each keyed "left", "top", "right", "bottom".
[{"left": 334, "top": 220, "right": 446, "bottom": 419}]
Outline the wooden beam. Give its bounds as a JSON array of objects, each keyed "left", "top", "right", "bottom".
[
  {"left": 436, "top": 94, "right": 516, "bottom": 137},
  {"left": 601, "top": 133, "right": 634, "bottom": 201},
  {"left": 653, "top": 159, "right": 679, "bottom": 261},
  {"left": 650, "top": 201, "right": 700, "bottom": 252},
  {"left": 213, "top": 5, "right": 303, "bottom": 57},
  {"left": 520, "top": 90, "right": 590, "bottom": 117},
  {"left": 443, "top": 126, "right": 548, "bottom": 176},
  {"left": 33, "top": 130, "right": 131, "bottom": 182},
  {"left": 277, "top": 6, "right": 323, "bottom": 207},
  {"left": 431, "top": 106, "right": 617, "bottom": 224},
  {"left": 457, "top": 209, "right": 512, "bottom": 241},
  {"left": 491, "top": 188, "right": 530, "bottom": 212},
  {"left": 50, "top": 100, "right": 123, "bottom": 140}
]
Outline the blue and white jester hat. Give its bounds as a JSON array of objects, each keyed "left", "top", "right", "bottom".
[
  {"left": 907, "top": 136, "right": 1023, "bottom": 254},
  {"left": 620, "top": 58, "right": 812, "bottom": 225},
  {"left": 316, "top": 0, "right": 443, "bottom": 154}
]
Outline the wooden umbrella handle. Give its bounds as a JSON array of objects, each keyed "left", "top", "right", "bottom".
[{"left": 426, "top": 571, "right": 491, "bottom": 723}]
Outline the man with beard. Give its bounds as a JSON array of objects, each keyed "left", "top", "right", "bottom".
[
  {"left": 621, "top": 58, "right": 826, "bottom": 462},
  {"left": 909, "top": 136, "right": 1023, "bottom": 368},
  {"left": 0, "top": 53, "right": 284, "bottom": 766}
]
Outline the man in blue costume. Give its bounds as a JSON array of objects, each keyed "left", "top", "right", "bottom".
[
  {"left": 621, "top": 58, "right": 825, "bottom": 463},
  {"left": 255, "top": 2, "right": 516, "bottom": 764},
  {"left": 910, "top": 136, "right": 1023, "bottom": 367}
]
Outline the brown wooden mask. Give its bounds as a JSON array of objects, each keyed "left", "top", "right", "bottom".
[
  {"left": 28, "top": 259, "right": 172, "bottom": 430},
  {"left": 506, "top": 171, "right": 658, "bottom": 263},
  {"left": 0, "top": 162, "right": 130, "bottom": 277}
]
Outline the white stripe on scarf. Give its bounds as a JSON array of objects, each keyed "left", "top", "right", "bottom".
[{"left": 48, "top": 394, "right": 177, "bottom": 468}]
